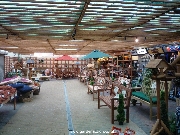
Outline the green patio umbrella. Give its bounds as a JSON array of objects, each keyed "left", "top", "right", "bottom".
[{"left": 81, "top": 50, "right": 111, "bottom": 60}]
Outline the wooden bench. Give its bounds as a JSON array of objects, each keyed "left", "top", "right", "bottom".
[
  {"left": 87, "top": 76, "right": 112, "bottom": 101},
  {"left": 98, "top": 84, "right": 132, "bottom": 124},
  {"left": 78, "top": 69, "right": 90, "bottom": 84},
  {"left": 131, "top": 80, "right": 171, "bottom": 119}
]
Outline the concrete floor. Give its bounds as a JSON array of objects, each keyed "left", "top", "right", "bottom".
[{"left": 0, "top": 79, "right": 177, "bottom": 135}]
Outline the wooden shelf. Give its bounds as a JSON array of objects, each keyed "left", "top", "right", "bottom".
[{"left": 114, "top": 52, "right": 133, "bottom": 80}]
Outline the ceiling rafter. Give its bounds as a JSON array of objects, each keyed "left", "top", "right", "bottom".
[
  {"left": 47, "top": 39, "right": 56, "bottom": 54},
  {"left": 0, "top": 25, "right": 25, "bottom": 40},
  {"left": 71, "top": 0, "right": 91, "bottom": 40},
  {"left": 105, "top": 5, "right": 180, "bottom": 41},
  {"left": 75, "top": 0, "right": 91, "bottom": 29},
  {"left": 0, "top": 1, "right": 180, "bottom": 55}
]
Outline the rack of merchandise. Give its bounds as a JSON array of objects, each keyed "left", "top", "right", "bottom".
[
  {"left": 54, "top": 59, "right": 87, "bottom": 78},
  {"left": 7, "top": 57, "right": 88, "bottom": 78},
  {"left": 4, "top": 56, "right": 10, "bottom": 77},
  {"left": 115, "top": 52, "right": 133, "bottom": 80}
]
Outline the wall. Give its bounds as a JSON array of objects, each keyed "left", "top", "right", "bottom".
[{"left": 0, "top": 55, "right": 5, "bottom": 82}]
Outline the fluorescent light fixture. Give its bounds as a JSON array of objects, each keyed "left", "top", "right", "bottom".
[
  {"left": 55, "top": 48, "right": 77, "bottom": 51},
  {"left": 0, "top": 47, "right": 18, "bottom": 48},
  {"left": 135, "top": 38, "right": 139, "bottom": 43},
  {"left": 59, "top": 45, "right": 77, "bottom": 46},
  {"left": 111, "top": 40, "right": 119, "bottom": 41},
  {"left": 34, "top": 53, "right": 53, "bottom": 57},
  {"left": 69, "top": 40, "right": 84, "bottom": 41}
]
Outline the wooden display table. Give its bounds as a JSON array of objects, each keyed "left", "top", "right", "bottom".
[
  {"left": 31, "top": 74, "right": 51, "bottom": 81},
  {"left": 0, "top": 91, "right": 16, "bottom": 110}
]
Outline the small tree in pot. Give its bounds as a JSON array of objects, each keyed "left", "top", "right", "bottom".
[{"left": 116, "top": 93, "right": 125, "bottom": 125}]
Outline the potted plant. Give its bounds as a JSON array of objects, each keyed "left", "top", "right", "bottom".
[
  {"left": 116, "top": 93, "right": 125, "bottom": 125},
  {"left": 123, "top": 81, "right": 127, "bottom": 87},
  {"left": 160, "top": 90, "right": 169, "bottom": 135},
  {"left": 89, "top": 77, "right": 94, "bottom": 85},
  {"left": 111, "top": 76, "right": 115, "bottom": 81}
]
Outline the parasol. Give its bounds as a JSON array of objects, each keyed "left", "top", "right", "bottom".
[
  {"left": 81, "top": 50, "right": 111, "bottom": 60},
  {"left": 55, "top": 55, "right": 75, "bottom": 61}
]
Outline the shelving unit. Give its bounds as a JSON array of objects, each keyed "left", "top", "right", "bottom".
[
  {"left": 115, "top": 52, "right": 133, "bottom": 80},
  {"left": 54, "top": 59, "right": 87, "bottom": 78},
  {"left": 7, "top": 56, "right": 88, "bottom": 79},
  {"left": 4, "top": 56, "right": 10, "bottom": 77}
]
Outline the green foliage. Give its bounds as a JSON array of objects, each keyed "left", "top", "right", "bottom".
[
  {"left": 123, "top": 81, "right": 127, "bottom": 87},
  {"left": 89, "top": 78, "right": 94, "bottom": 85},
  {"left": 160, "top": 101, "right": 169, "bottom": 129},
  {"left": 160, "top": 91, "right": 170, "bottom": 133},
  {"left": 142, "top": 68, "right": 153, "bottom": 97},
  {"left": 173, "top": 77, "right": 180, "bottom": 87},
  {"left": 6, "top": 72, "right": 22, "bottom": 78},
  {"left": 116, "top": 94, "right": 125, "bottom": 124},
  {"left": 168, "top": 113, "right": 176, "bottom": 134},
  {"left": 160, "top": 90, "right": 165, "bottom": 100}
]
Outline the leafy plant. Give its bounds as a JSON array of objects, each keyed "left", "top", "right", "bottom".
[
  {"left": 173, "top": 77, "right": 180, "bottom": 87},
  {"left": 141, "top": 68, "right": 153, "bottom": 97},
  {"left": 123, "top": 81, "right": 127, "bottom": 87},
  {"left": 116, "top": 94, "right": 125, "bottom": 125},
  {"left": 89, "top": 77, "right": 94, "bottom": 85},
  {"left": 6, "top": 72, "right": 22, "bottom": 78},
  {"left": 168, "top": 113, "right": 176, "bottom": 134},
  {"left": 160, "top": 91, "right": 169, "bottom": 129}
]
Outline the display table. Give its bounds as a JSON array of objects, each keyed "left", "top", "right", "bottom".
[
  {"left": 31, "top": 74, "right": 51, "bottom": 81},
  {"left": 0, "top": 86, "right": 16, "bottom": 110}
]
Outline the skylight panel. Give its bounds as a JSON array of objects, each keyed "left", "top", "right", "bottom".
[
  {"left": 88, "top": 26, "right": 106, "bottom": 29},
  {"left": 28, "top": 34, "right": 38, "bottom": 36},
  {"left": 20, "top": 24, "right": 41, "bottom": 26},
  {"left": 88, "top": 5, "right": 107, "bottom": 9},
  {"left": 144, "top": 28, "right": 157, "bottom": 32},
  {"left": 50, "top": 30, "right": 70, "bottom": 33},
  {"left": 15, "top": 28, "right": 30, "bottom": 30},
  {"left": 100, "top": 12, "right": 116, "bottom": 15},
  {"left": 53, "top": 25, "right": 74, "bottom": 27},
  {"left": 0, "top": 15, "right": 11, "bottom": 18},
  {"left": 91, "top": 2, "right": 106, "bottom": 4},
  {"left": 86, "top": 8, "right": 103, "bottom": 12},
  {"left": 41, "top": 26, "right": 52, "bottom": 28},
  {"left": 3, "top": 24, "right": 18, "bottom": 27},
  {"left": 80, "top": 28, "right": 98, "bottom": 31}
]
